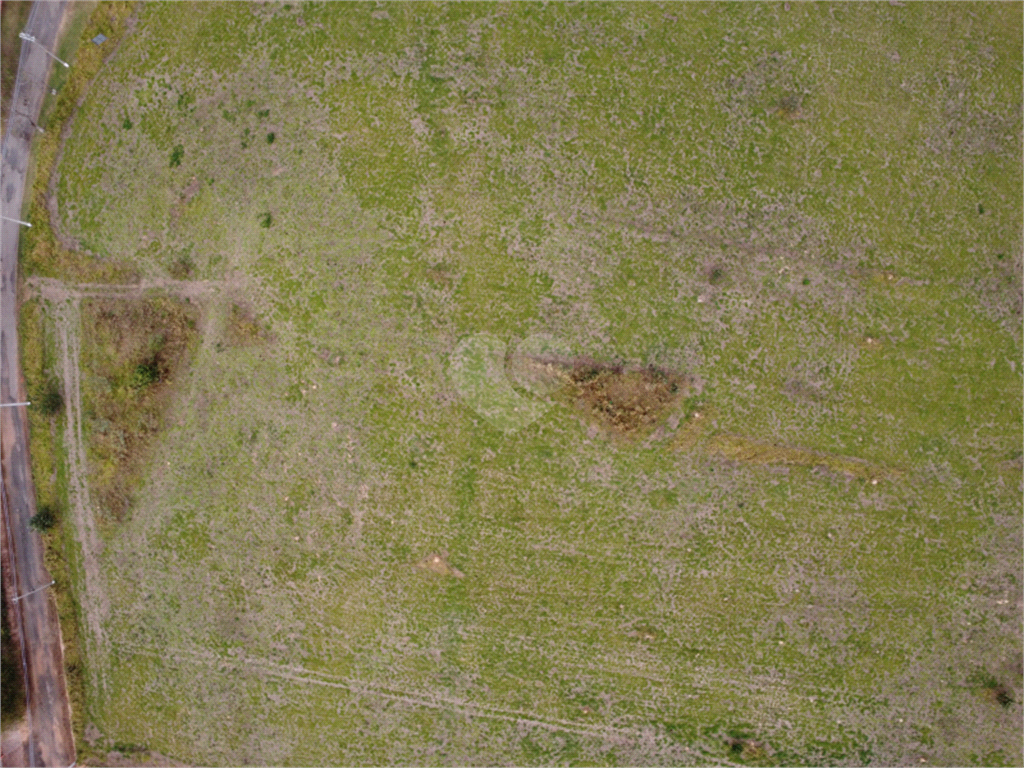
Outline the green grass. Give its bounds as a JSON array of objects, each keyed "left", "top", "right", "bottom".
[{"left": 22, "top": 2, "right": 1024, "bottom": 765}]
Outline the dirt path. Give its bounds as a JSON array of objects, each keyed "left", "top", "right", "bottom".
[
  {"left": 28, "top": 275, "right": 224, "bottom": 302},
  {"left": 51, "top": 295, "right": 108, "bottom": 690}
]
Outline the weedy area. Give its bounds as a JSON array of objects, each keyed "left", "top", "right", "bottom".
[
  {"left": 16, "top": 2, "right": 1023, "bottom": 766},
  {"left": 78, "top": 297, "right": 201, "bottom": 523}
]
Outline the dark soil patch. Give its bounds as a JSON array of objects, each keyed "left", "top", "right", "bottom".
[
  {"left": 557, "top": 358, "right": 691, "bottom": 437},
  {"left": 982, "top": 680, "right": 1016, "bottom": 709}
]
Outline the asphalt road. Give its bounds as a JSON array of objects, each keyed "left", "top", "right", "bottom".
[{"left": 0, "top": 2, "right": 76, "bottom": 766}]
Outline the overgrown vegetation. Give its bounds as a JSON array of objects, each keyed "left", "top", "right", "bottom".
[
  {"left": 706, "top": 433, "right": 898, "bottom": 482},
  {"left": 80, "top": 296, "right": 199, "bottom": 521},
  {"left": 17, "top": 294, "right": 93, "bottom": 754}
]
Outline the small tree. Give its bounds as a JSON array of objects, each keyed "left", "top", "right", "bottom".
[{"left": 29, "top": 506, "right": 57, "bottom": 532}]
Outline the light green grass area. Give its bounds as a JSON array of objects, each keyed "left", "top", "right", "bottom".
[{"left": 36, "top": 2, "right": 1023, "bottom": 765}]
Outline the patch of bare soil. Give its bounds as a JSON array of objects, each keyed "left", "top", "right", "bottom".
[
  {"left": 413, "top": 553, "right": 464, "bottom": 579},
  {"left": 510, "top": 352, "right": 692, "bottom": 439},
  {"left": 563, "top": 360, "right": 691, "bottom": 438}
]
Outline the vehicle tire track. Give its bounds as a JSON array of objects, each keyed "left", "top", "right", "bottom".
[
  {"left": 52, "top": 295, "right": 109, "bottom": 691},
  {"left": 108, "top": 638, "right": 743, "bottom": 766}
]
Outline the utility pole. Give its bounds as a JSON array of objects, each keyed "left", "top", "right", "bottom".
[{"left": 18, "top": 31, "right": 69, "bottom": 68}]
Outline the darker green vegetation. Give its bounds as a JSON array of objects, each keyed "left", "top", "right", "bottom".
[
  {"left": 29, "top": 504, "right": 59, "bottom": 532},
  {"left": 169, "top": 144, "right": 184, "bottom": 167},
  {"left": 971, "top": 669, "right": 1017, "bottom": 709},
  {"left": 129, "top": 359, "right": 160, "bottom": 389},
  {"left": 0, "top": 581, "right": 25, "bottom": 728},
  {"left": 167, "top": 253, "right": 194, "bottom": 280},
  {"left": 259, "top": 212, "right": 272, "bottom": 228},
  {"left": 39, "top": 378, "right": 64, "bottom": 415}
]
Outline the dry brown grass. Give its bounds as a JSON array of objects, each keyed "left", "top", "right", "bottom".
[
  {"left": 425, "top": 264, "right": 456, "bottom": 289},
  {"left": 224, "top": 301, "right": 271, "bottom": 348},
  {"left": 81, "top": 297, "right": 200, "bottom": 521}
]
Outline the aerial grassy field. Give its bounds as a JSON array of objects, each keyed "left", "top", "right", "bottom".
[{"left": 20, "top": 1, "right": 1022, "bottom": 765}]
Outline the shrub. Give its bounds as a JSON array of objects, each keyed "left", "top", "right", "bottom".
[
  {"left": 266, "top": 132, "right": 275, "bottom": 144},
  {"left": 29, "top": 505, "right": 58, "bottom": 532},
  {"left": 129, "top": 360, "right": 160, "bottom": 389},
  {"left": 259, "top": 212, "right": 272, "bottom": 228},
  {"left": 122, "top": 116, "right": 132, "bottom": 130},
  {"left": 40, "top": 380, "right": 63, "bottom": 415},
  {"left": 169, "top": 144, "right": 184, "bottom": 168}
]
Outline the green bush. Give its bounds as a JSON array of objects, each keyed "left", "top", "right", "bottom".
[
  {"left": 40, "top": 380, "right": 63, "bottom": 415},
  {"left": 29, "top": 505, "right": 58, "bottom": 532},
  {"left": 169, "top": 144, "right": 184, "bottom": 168},
  {"left": 129, "top": 361, "right": 160, "bottom": 389},
  {"left": 259, "top": 212, "right": 272, "bottom": 228}
]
